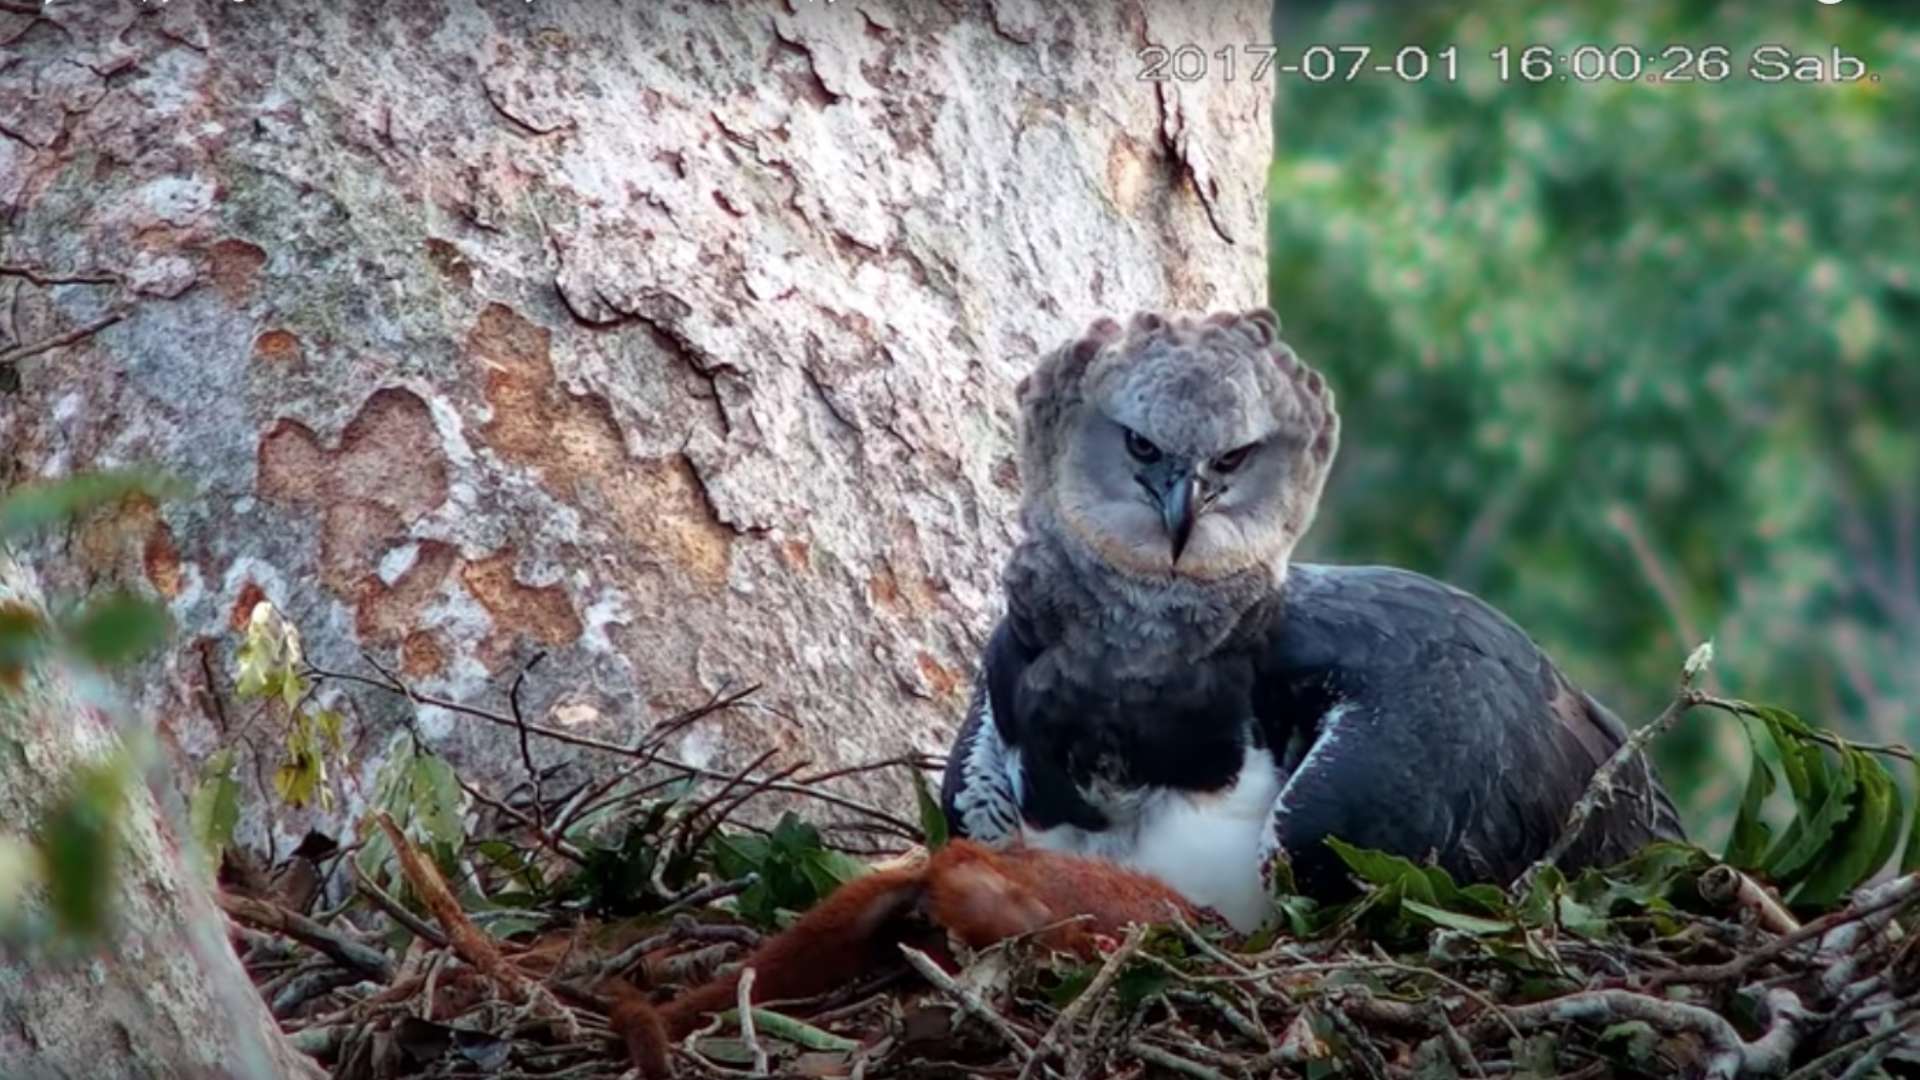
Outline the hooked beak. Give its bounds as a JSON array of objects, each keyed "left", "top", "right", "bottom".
[{"left": 1161, "top": 472, "right": 1200, "bottom": 565}]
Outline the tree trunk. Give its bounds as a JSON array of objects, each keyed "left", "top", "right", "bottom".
[
  {"left": 1, "top": 0, "right": 1268, "bottom": 1059},
  {"left": 0, "top": 556, "right": 326, "bottom": 1080}
]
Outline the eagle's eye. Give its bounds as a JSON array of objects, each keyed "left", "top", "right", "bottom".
[
  {"left": 1212, "top": 442, "right": 1257, "bottom": 474},
  {"left": 1124, "top": 428, "right": 1162, "bottom": 464}
]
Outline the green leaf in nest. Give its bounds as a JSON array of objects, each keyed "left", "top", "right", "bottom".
[
  {"left": 1597, "top": 1020, "right": 1659, "bottom": 1065},
  {"left": 1763, "top": 742, "right": 1858, "bottom": 883},
  {"left": 1402, "top": 899, "right": 1515, "bottom": 935},
  {"left": 1903, "top": 759, "right": 1920, "bottom": 876},
  {"left": 1792, "top": 749, "right": 1898, "bottom": 908},
  {"left": 63, "top": 591, "right": 169, "bottom": 668},
  {"left": 1723, "top": 720, "right": 1777, "bottom": 869},
  {"left": 911, "top": 768, "right": 949, "bottom": 850}
]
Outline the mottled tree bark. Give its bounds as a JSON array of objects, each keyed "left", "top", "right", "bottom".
[
  {"left": 2, "top": 0, "right": 1267, "bottom": 1066},
  {"left": 0, "top": 556, "right": 326, "bottom": 1080}
]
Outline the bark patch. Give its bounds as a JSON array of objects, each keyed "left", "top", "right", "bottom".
[
  {"left": 206, "top": 238, "right": 268, "bottom": 304},
  {"left": 257, "top": 388, "right": 449, "bottom": 521},
  {"left": 230, "top": 581, "right": 268, "bottom": 631},
  {"left": 460, "top": 549, "right": 582, "bottom": 648},
  {"left": 252, "top": 329, "right": 303, "bottom": 365},
  {"left": 467, "top": 303, "right": 732, "bottom": 587},
  {"left": 354, "top": 540, "right": 458, "bottom": 646},
  {"left": 143, "top": 521, "right": 183, "bottom": 599}
]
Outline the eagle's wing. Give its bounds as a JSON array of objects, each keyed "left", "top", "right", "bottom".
[
  {"left": 1254, "top": 564, "right": 1685, "bottom": 900},
  {"left": 940, "top": 619, "right": 1030, "bottom": 843}
]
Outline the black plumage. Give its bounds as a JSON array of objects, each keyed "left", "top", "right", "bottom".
[{"left": 942, "top": 562, "right": 1685, "bottom": 912}]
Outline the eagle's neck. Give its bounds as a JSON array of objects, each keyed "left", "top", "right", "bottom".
[{"left": 1006, "top": 522, "right": 1281, "bottom": 682}]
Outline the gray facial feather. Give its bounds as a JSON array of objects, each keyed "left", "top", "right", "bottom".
[{"left": 1013, "top": 309, "right": 1344, "bottom": 630}]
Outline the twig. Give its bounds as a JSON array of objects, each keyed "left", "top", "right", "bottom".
[
  {"left": 352, "top": 861, "right": 449, "bottom": 948},
  {"left": 0, "top": 263, "right": 121, "bottom": 286},
  {"left": 1018, "top": 924, "right": 1149, "bottom": 1080},
  {"left": 452, "top": 768, "right": 587, "bottom": 864},
  {"left": 1692, "top": 690, "right": 1919, "bottom": 765},
  {"left": 1126, "top": 1040, "right": 1230, "bottom": 1080},
  {"left": 677, "top": 757, "right": 813, "bottom": 861},
  {"left": 508, "top": 651, "right": 548, "bottom": 833},
  {"left": 898, "top": 944, "right": 1033, "bottom": 1061},
  {"left": 660, "top": 873, "right": 759, "bottom": 917},
  {"left": 1696, "top": 864, "right": 1800, "bottom": 935},
  {"left": 1783, "top": 1012, "right": 1916, "bottom": 1080},
  {"left": 309, "top": 661, "right": 921, "bottom": 837},
  {"left": 737, "top": 967, "right": 769, "bottom": 1076},
  {"left": 0, "top": 309, "right": 126, "bottom": 366},
  {"left": 1521, "top": 684, "right": 1699, "bottom": 891},
  {"left": 373, "top": 812, "right": 581, "bottom": 1039},
  {"left": 597, "top": 917, "right": 761, "bottom": 981},
  {"left": 215, "top": 891, "right": 395, "bottom": 983},
  {"left": 1486, "top": 989, "right": 1786, "bottom": 1080},
  {"left": 713, "top": 1007, "right": 862, "bottom": 1053},
  {"left": 1649, "top": 874, "right": 1920, "bottom": 990}
]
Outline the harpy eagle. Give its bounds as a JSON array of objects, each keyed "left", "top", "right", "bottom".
[{"left": 940, "top": 310, "right": 1684, "bottom": 932}]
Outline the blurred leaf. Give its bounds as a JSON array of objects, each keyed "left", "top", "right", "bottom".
[
  {"left": 1598, "top": 1021, "right": 1659, "bottom": 1066},
  {"left": 912, "top": 769, "right": 949, "bottom": 851},
  {"left": 0, "top": 836, "right": 39, "bottom": 915},
  {"left": 274, "top": 754, "right": 320, "bottom": 809},
  {"left": 313, "top": 708, "right": 344, "bottom": 751},
  {"left": 1113, "top": 961, "right": 1173, "bottom": 1010},
  {"left": 0, "top": 601, "right": 50, "bottom": 690},
  {"left": 0, "top": 470, "right": 182, "bottom": 539},
  {"left": 38, "top": 757, "right": 131, "bottom": 938},
  {"left": 188, "top": 749, "right": 242, "bottom": 875},
  {"left": 409, "top": 752, "right": 466, "bottom": 852},
  {"left": 62, "top": 591, "right": 169, "bottom": 668}
]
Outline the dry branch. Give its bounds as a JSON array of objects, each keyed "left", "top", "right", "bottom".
[{"left": 216, "top": 891, "right": 395, "bottom": 983}]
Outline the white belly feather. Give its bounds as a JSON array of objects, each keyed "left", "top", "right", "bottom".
[{"left": 1014, "top": 747, "right": 1282, "bottom": 933}]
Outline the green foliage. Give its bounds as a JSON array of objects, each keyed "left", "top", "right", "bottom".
[
  {"left": 707, "top": 812, "right": 869, "bottom": 928},
  {"left": 567, "top": 813, "right": 673, "bottom": 917},
  {"left": 187, "top": 748, "right": 242, "bottom": 876},
  {"left": 233, "top": 601, "right": 345, "bottom": 811},
  {"left": 355, "top": 738, "right": 469, "bottom": 891},
  {"left": 1287, "top": 835, "right": 1713, "bottom": 950},
  {"left": 1713, "top": 698, "right": 1914, "bottom": 908},
  {"left": 1269, "top": 0, "right": 1920, "bottom": 832}
]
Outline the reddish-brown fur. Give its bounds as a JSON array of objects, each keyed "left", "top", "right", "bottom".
[{"left": 610, "top": 840, "right": 1195, "bottom": 1078}]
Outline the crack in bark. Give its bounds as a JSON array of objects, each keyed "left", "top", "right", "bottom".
[
  {"left": 0, "top": 308, "right": 125, "bottom": 367},
  {"left": 679, "top": 450, "right": 765, "bottom": 538},
  {"left": 0, "top": 263, "right": 122, "bottom": 287},
  {"left": 768, "top": 20, "right": 843, "bottom": 108},
  {"left": 1154, "top": 82, "right": 1235, "bottom": 247},
  {"left": 480, "top": 77, "right": 573, "bottom": 137},
  {"left": 987, "top": 0, "right": 1039, "bottom": 45},
  {"left": 802, "top": 362, "right": 861, "bottom": 435}
]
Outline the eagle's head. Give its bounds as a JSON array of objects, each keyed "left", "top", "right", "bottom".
[{"left": 1016, "top": 310, "right": 1339, "bottom": 587}]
